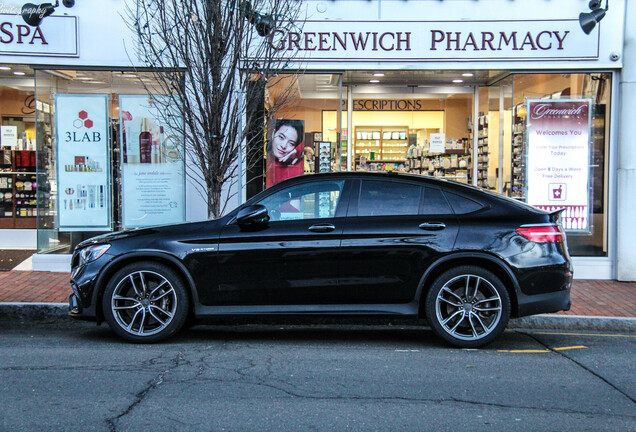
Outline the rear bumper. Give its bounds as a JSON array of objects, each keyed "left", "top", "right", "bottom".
[{"left": 516, "top": 288, "right": 571, "bottom": 317}]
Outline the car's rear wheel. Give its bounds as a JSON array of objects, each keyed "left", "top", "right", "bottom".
[
  {"left": 102, "top": 262, "right": 189, "bottom": 343},
  {"left": 425, "top": 266, "right": 510, "bottom": 348}
]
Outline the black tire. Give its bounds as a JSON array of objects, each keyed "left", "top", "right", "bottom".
[
  {"left": 102, "top": 261, "right": 189, "bottom": 343},
  {"left": 425, "top": 266, "right": 511, "bottom": 348}
]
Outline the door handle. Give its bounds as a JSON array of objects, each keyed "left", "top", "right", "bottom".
[
  {"left": 419, "top": 222, "right": 446, "bottom": 231},
  {"left": 308, "top": 223, "right": 336, "bottom": 233}
]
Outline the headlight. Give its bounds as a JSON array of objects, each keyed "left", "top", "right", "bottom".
[{"left": 78, "top": 244, "right": 111, "bottom": 266}]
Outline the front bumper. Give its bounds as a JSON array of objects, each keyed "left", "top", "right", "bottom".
[{"left": 68, "top": 253, "right": 112, "bottom": 321}]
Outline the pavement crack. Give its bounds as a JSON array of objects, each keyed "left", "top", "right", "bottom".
[
  {"left": 518, "top": 331, "right": 636, "bottom": 406},
  {"left": 105, "top": 351, "right": 186, "bottom": 432}
]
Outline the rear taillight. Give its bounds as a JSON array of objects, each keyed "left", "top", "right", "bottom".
[{"left": 516, "top": 224, "right": 565, "bottom": 243}]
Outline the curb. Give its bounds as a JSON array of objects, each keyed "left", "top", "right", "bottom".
[
  {"left": 0, "top": 303, "right": 634, "bottom": 332},
  {"left": 509, "top": 314, "right": 636, "bottom": 332},
  {"left": 0, "top": 303, "right": 69, "bottom": 322}
]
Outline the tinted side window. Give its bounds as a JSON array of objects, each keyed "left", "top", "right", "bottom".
[
  {"left": 358, "top": 180, "right": 421, "bottom": 216},
  {"left": 444, "top": 192, "right": 484, "bottom": 214},
  {"left": 258, "top": 180, "right": 345, "bottom": 221},
  {"left": 421, "top": 187, "right": 453, "bottom": 215}
]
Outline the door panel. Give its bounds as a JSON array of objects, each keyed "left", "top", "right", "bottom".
[
  {"left": 339, "top": 181, "right": 459, "bottom": 304},
  {"left": 213, "top": 179, "right": 349, "bottom": 306}
]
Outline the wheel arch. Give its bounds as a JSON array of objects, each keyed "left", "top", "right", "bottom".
[
  {"left": 93, "top": 251, "right": 198, "bottom": 322},
  {"left": 416, "top": 252, "right": 520, "bottom": 318}
]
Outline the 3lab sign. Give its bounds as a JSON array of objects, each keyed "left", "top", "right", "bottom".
[{"left": 56, "top": 94, "right": 111, "bottom": 231}]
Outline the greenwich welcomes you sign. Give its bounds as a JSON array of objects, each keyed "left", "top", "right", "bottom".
[
  {"left": 267, "top": 20, "right": 598, "bottom": 62},
  {"left": 526, "top": 99, "right": 591, "bottom": 232}
]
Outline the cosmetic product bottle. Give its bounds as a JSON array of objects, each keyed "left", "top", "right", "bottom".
[
  {"left": 159, "top": 126, "right": 165, "bottom": 163},
  {"left": 122, "top": 123, "right": 128, "bottom": 164},
  {"left": 152, "top": 128, "right": 161, "bottom": 164},
  {"left": 139, "top": 118, "right": 152, "bottom": 164},
  {"left": 88, "top": 185, "right": 96, "bottom": 208},
  {"left": 99, "top": 185, "right": 104, "bottom": 207}
]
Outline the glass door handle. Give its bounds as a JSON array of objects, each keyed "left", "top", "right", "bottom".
[
  {"left": 419, "top": 222, "right": 446, "bottom": 231},
  {"left": 308, "top": 223, "right": 336, "bottom": 233}
]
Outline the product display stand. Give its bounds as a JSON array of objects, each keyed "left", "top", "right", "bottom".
[
  {"left": 407, "top": 138, "right": 470, "bottom": 183},
  {"left": 354, "top": 126, "right": 409, "bottom": 171},
  {"left": 0, "top": 149, "right": 38, "bottom": 228},
  {"left": 477, "top": 114, "right": 489, "bottom": 189},
  {"left": 511, "top": 105, "right": 526, "bottom": 199}
]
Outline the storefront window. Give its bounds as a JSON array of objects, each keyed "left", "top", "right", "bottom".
[
  {"left": 34, "top": 69, "right": 185, "bottom": 254},
  {"left": 0, "top": 66, "right": 37, "bottom": 230},
  {"left": 257, "top": 73, "right": 343, "bottom": 192},
  {"left": 512, "top": 73, "right": 611, "bottom": 257},
  {"left": 260, "top": 70, "right": 610, "bottom": 258}
]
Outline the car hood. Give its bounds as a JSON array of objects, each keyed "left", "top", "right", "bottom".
[{"left": 75, "top": 219, "right": 222, "bottom": 250}]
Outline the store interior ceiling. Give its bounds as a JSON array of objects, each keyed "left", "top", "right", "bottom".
[
  {"left": 1, "top": 65, "right": 515, "bottom": 100},
  {"left": 297, "top": 70, "right": 510, "bottom": 99},
  {"left": 0, "top": 66, "right": 161, "bottom": 94}
]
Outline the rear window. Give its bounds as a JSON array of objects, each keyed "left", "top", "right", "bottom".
[
  {"left": 422, "top": 187, "right": 453, "bottom": 215},
  {"left": 444, "top": 192, "right": 484, "bottom": 214},
  {"left": 358, "top": 180, "right": 422, "bottom": 216}
]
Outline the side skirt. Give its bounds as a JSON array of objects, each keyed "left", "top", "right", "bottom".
[{"left": 195, "top": 301, "right": 420, "bottom": 317}]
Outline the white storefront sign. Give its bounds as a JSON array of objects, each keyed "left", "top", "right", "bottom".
[
  {"left": 1, "top": 125, "right": 17, "bottom": 148},
  {"left": 429, "top": 133, "right": 446, "bottom": 153},
  {"left": 526, "top": 99, "right": 591, "bottom": 231},
  {"left": 0, "top": 14, "right": 78, "bottom": 57},
  {"left": 267, "top": 20, "right": 599, "bottom": 62},
  {"left": 119, "top": 95, "right": 185, "bottom": 229},
  {"left": 56, "top": 94, "right": 110, "bottom": 231}
]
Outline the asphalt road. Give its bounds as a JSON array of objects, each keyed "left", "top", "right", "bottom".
[{"left": 0, "top": 320, "right": 634, "bottom": 432}]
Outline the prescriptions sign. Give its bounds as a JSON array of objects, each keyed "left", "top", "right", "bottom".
[{"left": 526, "top": 99, "right": 591, "bottom": 231}]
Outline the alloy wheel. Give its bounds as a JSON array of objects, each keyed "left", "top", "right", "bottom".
[
  {"left": 435, "top": 274, "right": 503, "bottom": 341},
  {"left": 111, "top": 270, "right": 178, "bottom": 337}
]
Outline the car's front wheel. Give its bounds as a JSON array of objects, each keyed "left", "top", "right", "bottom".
[
  {"left": 102, "top": 262, "right": 189, "bottom": 343},
  {"left": 425, "top": 266, "right": 511, "bottom": 348}
]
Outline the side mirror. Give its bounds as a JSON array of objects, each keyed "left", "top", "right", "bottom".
[{"left": 236, "top": 204, "right": 269, "bottom": 226}]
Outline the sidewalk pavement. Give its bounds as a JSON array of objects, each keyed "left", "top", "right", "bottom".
[{"left": 0, "top": 270, "right": 634, "bottom": 331}]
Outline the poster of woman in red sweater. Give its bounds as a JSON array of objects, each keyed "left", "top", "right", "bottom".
[{"left": 265, "top": 119, "right": 304, "bottom": 188}]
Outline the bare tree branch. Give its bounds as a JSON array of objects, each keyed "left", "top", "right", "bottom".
[{"left": 123, "top": 0, "right": 305, "bottom": 218}]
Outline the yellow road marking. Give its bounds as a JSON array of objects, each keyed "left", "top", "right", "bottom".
[
  {"left": 498, "top": 346, "right": 587, "bottom": 353},
  {"left": 529, "top": 331, "right": 636, "bottom": 338},
  {"left": 553, "top": 345, "right": 587, "bottom": 351}
]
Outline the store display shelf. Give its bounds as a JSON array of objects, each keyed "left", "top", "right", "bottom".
[{"left": 3, "top": 171, "right": 38, "bottom": 175}]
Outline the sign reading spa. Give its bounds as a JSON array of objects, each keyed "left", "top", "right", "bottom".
[
  {"left": 0, "top": 13, "right": 77, "bottom": 56},
  {"left": 266, "top": 20, "right": 598, "bottom": 61}
]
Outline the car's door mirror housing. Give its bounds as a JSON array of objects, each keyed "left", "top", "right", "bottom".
[{"left": 236, "top": 204, "right": 270, "bottom": 226}]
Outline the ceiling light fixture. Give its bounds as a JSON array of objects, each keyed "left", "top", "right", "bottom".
[
  {"left": 369, "top": 79, "right": 380, "bottom": 83},
  {"left": 373, "top": 73, "right": 385, "bottom": 77},
  {"left": 579, "top": 0, "right": 608, "bottom": 35},
  {"left": 0, "top": 66, "right": 11, "bottom": 71},
  {"left": 13, "top": 71, "right": 26, "bottom": 76},
  {"left": 452, "top": 79, "right": 463, "bottom": 83},
  {"left": 462, "top": 73, "right": 474, "bottom": 77}
]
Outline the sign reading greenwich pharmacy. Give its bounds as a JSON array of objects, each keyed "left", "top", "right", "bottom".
[
  {"left": 0, "top": 13, "right": 78, "bottom": 56},
  {"left": 268, "top": 20, "right": 598, "bottom": 61}
]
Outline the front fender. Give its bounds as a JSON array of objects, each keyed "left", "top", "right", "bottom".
[{"left": 91, "top": 250, "right": 200, "bottom": 320}]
